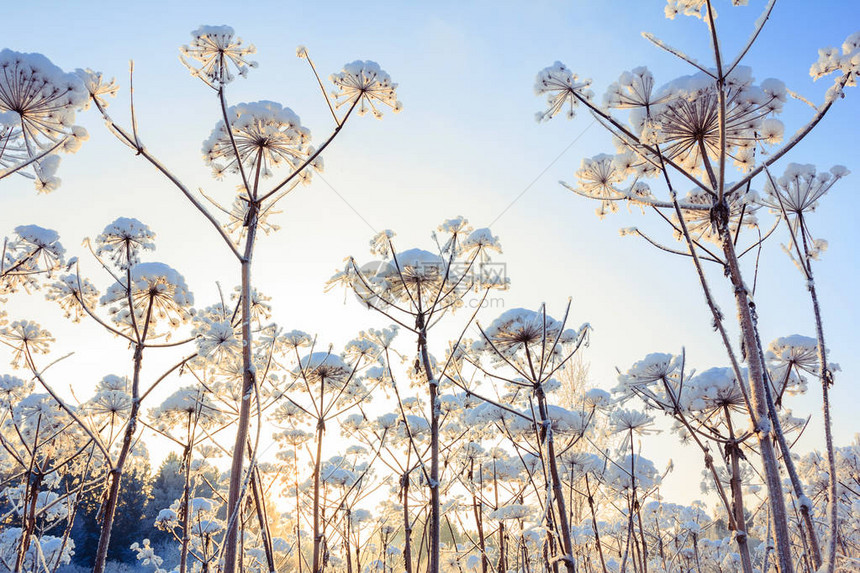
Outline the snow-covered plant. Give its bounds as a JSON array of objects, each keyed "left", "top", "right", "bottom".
[
  {"left": 78, "top": 26, "right": 400, "bottom": 573},
  {"left": 535, "top": 4, "right": 858, "bottom": 572},
  {"left": 329, "top": 218, "right": 506, "bottom": 573},
  {"left": 0, "top": 50, "right": 89, "bottom": 191},
  {"left": 1, "top": 225, "right": 65, "bottom": 294},
  {"left": 3, "top": 216, "right": 204, "bottom": 573},
  {"left": 0, "top": 379, "right": 92, "bottom": 573},
  {"left": 462, "top": 304, "right": 591, "bottom": 573}
]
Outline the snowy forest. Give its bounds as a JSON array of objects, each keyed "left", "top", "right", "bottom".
[{"left": 1, "top": 1, "right": 859, "bottom": 572}]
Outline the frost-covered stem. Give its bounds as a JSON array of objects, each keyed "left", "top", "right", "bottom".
[
  {"left": 249, "top": 462, "right": 277, "bottom": 573},
  {"left": 15, "top": 465, "right": 42, "bottom": 572},
  {"left": 704, "top": 0, "right": 727, "bottom": 200},
  {"left": 724, "top": 407, "right": 753, "bottom": 573},
  {"left": 493, "top": 465, "right": 506, "bottom": 573},
  {"left": 179, "top": 438, "right": 193, "bottom": 573},
  {"left": 692, "top": 532, "right": 702, "bottom": 572},
  {"left": 585, "top": 474, "right": 609, "bottom": 573},
  {"left": 345, "top": 508, "right": 354, "bottom": 573},
  {"left": 93, "top": 297, "right": 153, "bottom": 573},
  {"left": 619, "top": 501, "right": 632, "bottom": 573},
  {"left": 533, "top": 382, "right": 576, "bottom": 573},
  {"left": 223, "top": 208, "right": 259, "bottom": 573},
  {"left": 629, "top": 428, "right": 648, "bottom": 573},
  {"left": 12, "top": 414, "right": 40, "bottom": 572},
  {"left": 668, "top": 195, "right": 753, "bottom": 415},
  {"left": 218, "top": 85, "right": 252, "bottom": 199},
  {"left": 417, "top": 313, "right": 440, "bottom": 573},
  {"left": 725, "top": 0, "right": 776, "bottom": 76},
  {"left": 800, "top": 234, "right": 839, "bottom": 573},
  {"left": 469, "top": 459, "right": 488, "bottom": 573},
  {"left": 715, "top": 209, "right": 793, "bottom": 573},
  {"left": 295, "top": 443, "right": 303, "bottom": 573},
  {"left": 401, "top": 472, "right": 413, "bottom": 573},
  {"left": 311, "top": 413, "right": 326, "bottom": 573}
]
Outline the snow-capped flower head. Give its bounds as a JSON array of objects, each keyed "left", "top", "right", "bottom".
[
  {"left": 5, "top": 530, "right": 75, "bottom": 569},
  {"left": 462, "top": 401, "right": 517, "bottom": 430},
  {"left": 437, "top": 216, "right": 471, "bottom": 237},
  {"left": 320, "top": 457, "right": 359, "bottom": 487},
  {"left": 344, "top": 336, "right": 380, "bottom": 363},
  {"left": 434, "top": 216, "right": 473, "bottom": 255},
  {"left": 683, "top": 367, "right": 747, "bottom": 413},
  {"left": 0, "top": 320, "right": 54, "bottom": 368},
  {"left": 643, "top": 67, "right": 785, "bottom": 179},
  {"left": 274, "top": 426, "right": 312, "bottom": 446},
  {"left": 0, "top": 50, "right": 89, "bottom": 190},
  {"left": 489, "top": 504, "right": 532, "bottom": 521},
  {"left": 151, "top": 386, "right": 222, "bottom": 429},
  {"left": 297, "top": 352, "right": 351, "bottom": 388},
  {"left": 359, "top": 325, "right": 398, "bottom": 350},
  {"left": 193, "top": 317, "right": 241, "bottom": 362},
  {"left": 766, "top": 334, "right": 826, "bottom": 377},
  {"left": 75, "top": 68, "right": 118, "bottom": 110},
  {"left": 45, "top": 273, "right": 98, "bottom": 322},
  {"left": 475, "top": 307, "right": 582, "bottom": 368},
  {"left": 664, "top": 0, "right": 747, "bottom": 21},
  {"left": 545, "top": 404, "right": 589, "bottom": 435},
  {"left": 560, "top": 451, "right": 605, "bottom": 480},
  {"left": 460, "top": 227, "right": 503, "bottom": 264},
  {"left": 180, "top": 25, "right": 257, "bottom": 88},
  {"left": 378, "top": 248, "right": 454, "bottom": 306},
  {"left": 340, "top": 413, "right": 366, "bottom": 434},
  {"left": 330, "top": 60, "right": 401, "bottom": 119},
  {"left": 534, "top": 61, "right": 594, "bottom": 122},
  {"left": 604, "top": 67, "right": 662, "bottom": 111},
  {"left": 2, "top": 225, "right": 65, "bottom": 293},
  {"left": 572, "top": 153, "right": 628, "bottom": 217},
  {"left": 810, "top": 31, "right": 860, "bottom": 87},
  {"left": 619, "top": 353, "right": 682, "bottom": 388},
  {"left": 95, "top": 217, "right": 156, "bottom": 270},
  {"left": 12, "top": 392, "right": 69, "bottom": 439},
  {"left": 609, "top": 409, "right": 657, "bottom": 447},
  {"left": 10, "top": 224, "right": 65, "bottom": 270},
  {"left": 99, "top": 262, "right": 194, "bottom": 335},
  {"left": 761, "top": 163, "right": 849, "bottom": 221},
  {"left": 85, "top": 374, "right": 131, "bottom": 418},
  {"left": 674, "top": 184, "right": 759, "bottom": 244},
  {"left": 605, "top": 453, "right": 661, "bottom": 491},
  {"left": 583, "top": 387, "right": 612, "bottom": 410},
  {"left": 203, "top": 100, "right": 312, "bottom": 181},
  {"left": 0, "top": 374, "right": 30, "bottom": 406},
  {"left": 280, "top": 329, "right": 312, "bottom": 350},
  {"left": 369, "top": 229, "right": 396, "bottom": 258}
]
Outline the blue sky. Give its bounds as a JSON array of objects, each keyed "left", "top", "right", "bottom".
[{"left": 3, "top": 0, "right": 859, "bottom": 503}]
